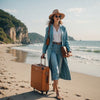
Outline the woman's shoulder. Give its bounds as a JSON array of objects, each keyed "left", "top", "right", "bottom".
[
  {"left": 45, "top": 24, "right": 53, "bottom": 30},
  {"left": 46, "top": 24, "right": 52, "bottom": 29},
  {"left": 45, "top": 26, "right": 49, "bottom": 31},
  {"left": 60, "top": 25, "right": 66, "bottom": 31},
  {"left": 45, "top": 24, "right": 67, "bottom": 31}
]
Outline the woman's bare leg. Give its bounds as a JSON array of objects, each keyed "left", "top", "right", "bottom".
[
  {"left": 52, "top": 82, "right": 56, "bottom": 91},
  {"left": 53, "top": 80, "right": 63, "bottom": 99},
  {"left": 52, "top": 80, "right": 58, "bottom": 92}
]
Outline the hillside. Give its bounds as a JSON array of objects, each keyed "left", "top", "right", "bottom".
[
  {"left": 68, "top": 36, "right": 75, "bottom": 41},
  {"left": 28, "top": 33, "right": 44, "bottom": 43},
  {"left": 0, "top": 9, "right": 30, "bottom": 44}
]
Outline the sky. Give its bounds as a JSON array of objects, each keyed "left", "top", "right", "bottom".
[{"left": 0, "top": 0, "right": 100, "bottom": 41}]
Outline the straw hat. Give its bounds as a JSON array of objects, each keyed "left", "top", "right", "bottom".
[{"left": 49, "top": 9, "right": 65, "bottom": 19}]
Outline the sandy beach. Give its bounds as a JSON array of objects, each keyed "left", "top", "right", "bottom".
[{"left": 0, "top": 44, "right": 100, "bottom": 100}]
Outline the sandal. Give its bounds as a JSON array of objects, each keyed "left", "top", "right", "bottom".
[
  {"left": 56, "top": 95, "right": 64, "bottom": 100},
  {"left": 56, "top": 90, "right": 64, "bottom": 100}
]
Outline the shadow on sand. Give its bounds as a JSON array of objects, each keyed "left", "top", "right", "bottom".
[{"left": 0, "top": 90, "right": 55, "bottom": 100}]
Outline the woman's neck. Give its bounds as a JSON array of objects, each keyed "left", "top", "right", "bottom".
[
  {"left": 53, "top": 22, "right": 60, "bottom": 32},
  {"left": 53, "top": 22, "right": 59, "bottom": 27}
]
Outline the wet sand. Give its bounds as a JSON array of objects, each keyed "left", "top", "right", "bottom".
[{"left": 0, "top": 44, "right": 100, "bottom": 100}]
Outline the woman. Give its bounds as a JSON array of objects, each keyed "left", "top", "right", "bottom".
[{"left": 41, "top": 9, "right": 72, "bottom": 100}]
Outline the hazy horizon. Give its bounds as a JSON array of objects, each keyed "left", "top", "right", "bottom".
[{"left": 0, "top": 0, "right": 100, "bottom": 41}]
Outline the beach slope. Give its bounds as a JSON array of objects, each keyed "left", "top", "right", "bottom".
[{"left": 0, "top": 44, "right": 100, "bottom": 100}]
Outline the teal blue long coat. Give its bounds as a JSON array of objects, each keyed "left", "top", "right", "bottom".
[{"left": 42, "top": 24, "right": 71, "bottom": 80}]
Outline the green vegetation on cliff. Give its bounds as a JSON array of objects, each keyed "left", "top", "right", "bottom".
[
  {"left": 0, "top": 9, "right": 28, "bottom": 43},
  {"left": 0, "top": 27, "right": 13, "bottom": 43},
  {"left": 0, "top": 9, "right": 27, "bottom": 30}
]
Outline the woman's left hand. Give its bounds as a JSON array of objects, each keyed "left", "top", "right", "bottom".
[{"left": 67, "top": 51, "right": 72, "bottom": 57}]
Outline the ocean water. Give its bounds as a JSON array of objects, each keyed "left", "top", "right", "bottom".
[{"left": 11, "top": 41, "right": 100, "bottom": 77}]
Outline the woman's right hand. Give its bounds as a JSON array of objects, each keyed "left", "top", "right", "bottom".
[{"left": 41, "top": 53, "right": 45, "bottom": 59}]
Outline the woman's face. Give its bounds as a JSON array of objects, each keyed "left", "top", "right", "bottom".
[{"left": 53, "top": 14, "right": 61, "bottom": 24}]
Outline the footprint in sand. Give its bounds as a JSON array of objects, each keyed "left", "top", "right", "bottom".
[
  {"left": 20, "top": 85, "right": 25, "bottom": 88},
  {"left": 75, "top": 94, "right": 81, "bottom": 97},
  {"left": 64, "top": 91, "right": 68, "bottom": 93},
  {"left": 2, "top": 69, "right": 7, "bottom": 72},
  {"left": 4, "top": 77, "right": 7, "bottom": 80},
  {"left": 0, "top": 91, "right": 4, "bottom": 95},
  {"left": 0, "top": 80, "right": 2, "bottom": 83},
  {"left": 0, "top": 86, "right": 8, "bottom": 90},
  {"left": 10, "top": 76, "right": 15, "bottom": 79},
  {"left": 16, "top": 84, "right": 18, "bottom": 86},
  {"left": 0, "top": 72, "right": 4, "bottom": 75},
  {"left": 85, "top": 98, "right": 91, "bottom": 100},
  {"left": 7, "top": 81, "right": 11, "bottom": 84}
]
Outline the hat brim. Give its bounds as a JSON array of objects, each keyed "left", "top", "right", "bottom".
[{"left": 49, "top": 13, "right": 65, "bottom": 19}]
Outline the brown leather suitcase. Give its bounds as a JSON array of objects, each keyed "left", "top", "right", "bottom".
[{"left": 31, "top": 58, "right": 49, "bottom": 94}]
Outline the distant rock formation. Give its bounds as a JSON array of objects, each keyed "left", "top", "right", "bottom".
[
  {"left": 28, "top": 32, "right": 44, "bottom": 43},
  {"left": 68, "top": 36, "right": 75, "bottom": 41},
  {"left": 0, "top": 9, "right": 30, "bottom": 44}
]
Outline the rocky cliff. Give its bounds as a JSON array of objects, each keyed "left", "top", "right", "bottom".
[{"left": 0, "top": 9, "right": 30, "bottom": 44}]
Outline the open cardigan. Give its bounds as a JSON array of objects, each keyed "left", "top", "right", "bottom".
[{"left": 42, "top": 24, "right": 71, "bottom": 80}]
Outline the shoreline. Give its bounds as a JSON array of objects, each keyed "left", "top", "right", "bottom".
[
  {"left": 7, "top": 45, "right": 100, "bottom": 78},
  {"left": 0, "top": 44, "right": 100, "bottom": 100}
]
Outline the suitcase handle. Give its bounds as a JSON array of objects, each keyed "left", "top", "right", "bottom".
[{"left": 40, "top": 57, "right": 46, "bottom": 66}]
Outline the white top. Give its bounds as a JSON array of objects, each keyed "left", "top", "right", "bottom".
[{"left": 53, "top": 26, "right": 62, "bottom": 42}]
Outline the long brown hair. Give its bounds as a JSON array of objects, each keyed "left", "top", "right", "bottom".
[{"left": 48, "top": 15, "right": 62, "bottom": 26}]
